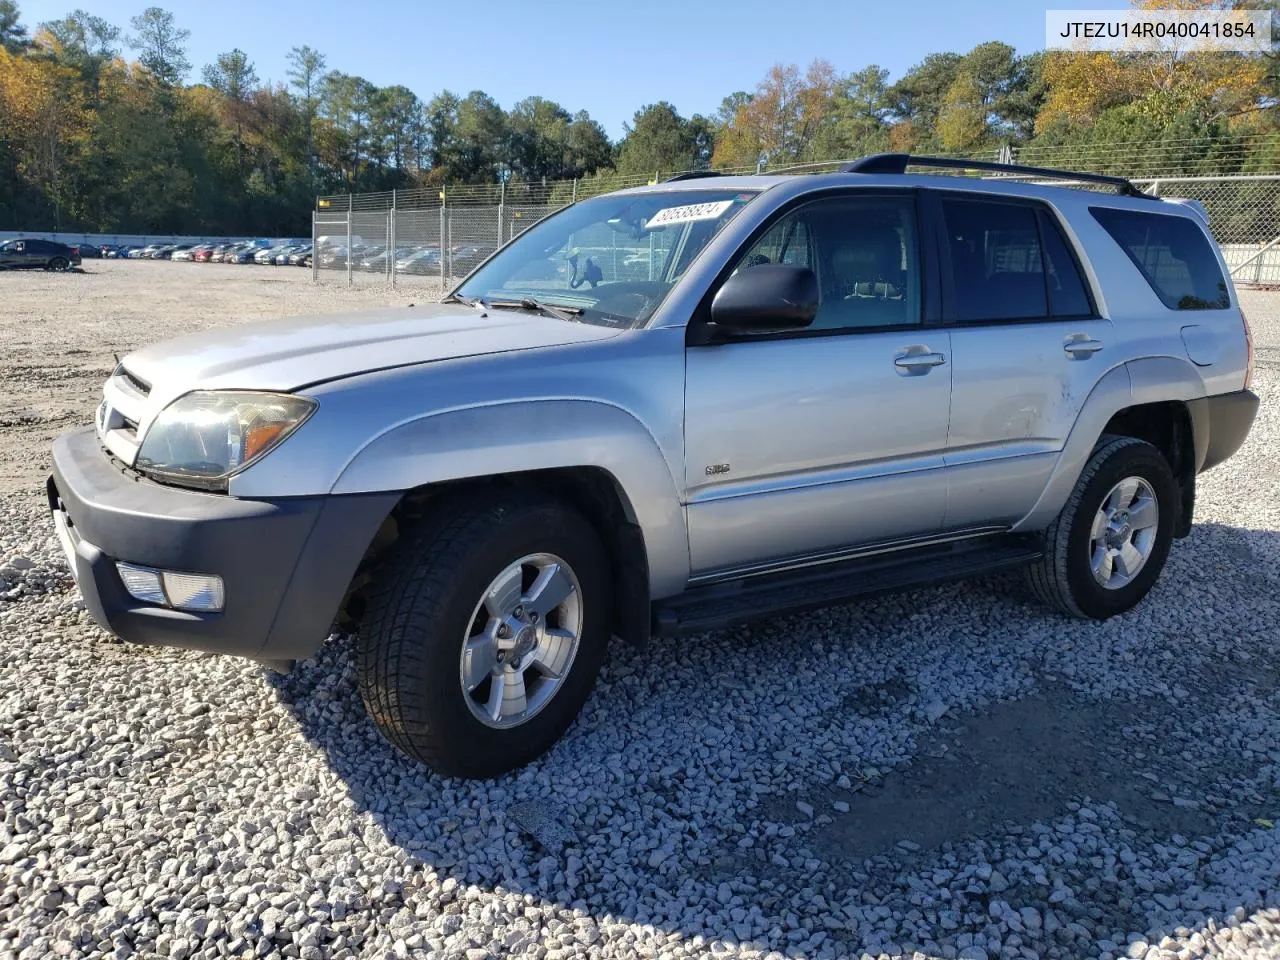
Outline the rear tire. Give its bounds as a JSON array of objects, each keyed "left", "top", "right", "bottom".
[
  {"left": 1025, "top": 436, "right": 1177, "bottom": 619},
  {"left": 48, "top": 257, "right": 68, "bottom": 271},
  {"left": 357, "top": 492, "right": 612, "bottom": 778}
]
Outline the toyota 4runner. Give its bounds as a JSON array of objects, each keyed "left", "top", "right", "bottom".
[{"left": 49, "top": 155, "right": 1260, "bottom": 777}]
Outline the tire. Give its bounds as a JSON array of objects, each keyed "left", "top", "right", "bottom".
[
  {"left": 48, "top": 257, "right": 68, "bottom": 271},
  {"left": 1025, "top": 435, "right": 1178, "bottom": 619},
  {"left": 357, "top": 492, "right": 612, "bottom": 778}
]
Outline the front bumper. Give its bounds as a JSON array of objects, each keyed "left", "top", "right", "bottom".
[{"left": 49, "top": 427, "right": 397, "bottom": 661}]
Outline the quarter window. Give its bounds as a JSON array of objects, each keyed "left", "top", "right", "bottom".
[
  {"left": 730, "top": 196, "right": 921, "bottom": 330},
  {"left": 1090, "top": 206, "right": 1230, "bottom": 310}
]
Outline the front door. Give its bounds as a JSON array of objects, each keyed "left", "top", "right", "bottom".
[{"left": 684, "top": 192, "right": 953, "bottom": 577}]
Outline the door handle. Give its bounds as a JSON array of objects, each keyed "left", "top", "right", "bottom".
[
  {"left": 894, "top": 350, "right": 947, "bottom": 373},
  {"left": 1064, "top": 334, "right": 1104, "bottom": 357}
]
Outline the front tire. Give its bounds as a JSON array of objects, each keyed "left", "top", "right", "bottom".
[
  {"left": 1026, "top": 436, "right": 1178, "bottom": 619},
  {"left": 357, "top": 493, "right": 612, "bottom": 778}
]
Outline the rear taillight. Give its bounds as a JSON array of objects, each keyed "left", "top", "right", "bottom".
[{"left": 1242, "top": 306, "right": 1255, "bottom": 389}]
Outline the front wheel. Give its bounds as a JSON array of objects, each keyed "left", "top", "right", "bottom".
[
  {"left": 357, "top": 493, "right": 612, "bottom": 778},
  {"left": 1026, "top": 436, "right": 1178, "bottom": 619}
]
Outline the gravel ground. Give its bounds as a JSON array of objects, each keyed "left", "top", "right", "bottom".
[{"left": 1, "top": 261, "right": 1279, "bottom": 960}]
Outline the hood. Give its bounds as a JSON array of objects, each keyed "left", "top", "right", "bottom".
[{"left": 121, "top": 303, "right": 622, "bottom": 410}]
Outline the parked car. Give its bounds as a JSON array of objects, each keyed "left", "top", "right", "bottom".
[
  {"left": 294, "top": 253, "right": 312, "bottom": 268},
  {"left": 169, "top": 245, "right": 199, "bottom": 261},
  {"left": 395, "top": 247, "right": 442, "bottom": 274},
  {"left": 360, "top": 245, "right": 420, "bottom": 273},
  {"left": 191, "top": 246, "right": 216, "bottom": 262},
  {"left": 287, "top": 245, "right": 312, "bottom": 265},
  {"left": 0, "top": 237, "right": 81, "bottom": 270},
  {"left": 227, "top": 246, "right": 259, "bottom": 264},
  {"left": 77, "top": 244, "right": 103, "bottom": 259},
  {"left": 448, "top": 244, "right": 494, "bottom": 273},
  {"left": 129, "top": 244, "right": 163, "bottom": 259},
  {"left": 48, "top": 155, "right": 1260, "bottom": 779},
  {"left": 276, "top": 244, "right": 310, "bottom": 265}
]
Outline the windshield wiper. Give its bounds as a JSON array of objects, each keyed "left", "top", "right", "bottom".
[
  {"left": 442, "top": 292, "right": 488, "bottom": 315},
  {"left": 486, "top": 297, "right": 584, "bottom": 323}
]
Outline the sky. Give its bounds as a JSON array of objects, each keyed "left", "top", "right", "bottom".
[{"left": 18, "top": 0, "right": 1133, "bottom": 140}]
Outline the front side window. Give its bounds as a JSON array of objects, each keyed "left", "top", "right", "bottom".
[
  {"left": 1090, "top": 206, "right": 1230, "bottom": 310},
  {"left": 457, "top": 188, "right": 759, "bottom": 328},
  {"left": 728, "top": 195, "right": 921, "bottom": 330}
]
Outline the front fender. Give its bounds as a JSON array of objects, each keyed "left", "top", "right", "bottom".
[{"left": 330, "top": 399, "right": 690, "bottom": 597}]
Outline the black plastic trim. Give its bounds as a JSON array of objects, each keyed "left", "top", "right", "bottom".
[
  {"left": 844, "top": 153, "right": 1152, "bottom": 199},
  {"left": 1195, "top": 389, "right": 1260, "bottom": 473},
  {"left": 49, "top": 427, "right": 399, "bottom": 660},
  {"left": 654, "top": 534, "right": 1043, "bottom": 637}
]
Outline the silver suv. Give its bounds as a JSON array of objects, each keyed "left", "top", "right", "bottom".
[{"left": 49, "top": 155, "right": 1259, "bottom": 777}]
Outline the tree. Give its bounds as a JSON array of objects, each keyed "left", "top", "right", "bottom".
[
  {"left": 936, "top": 72, "right": 988, "bottom": 151},
  {"left": 286, "top": 44, "right": 325, "bottom": 175},
  {"left": 202, "top": 49, "right": 258, "bottom": 177},
  {"left": 128, "top": 7, "right": 189, "bottom": 86},
  {"left": 1, "top": 0, "right": 28, "bottom": 53},
  {"left": 712, "top": 60, "right": 840, "bottom": 169},
  {"left": 886, "top": 52, "right": 964, "bottom": 132},
  {"left": 615, "top": 102, "right": 705, "bottom": 177},
  {"left": 36, "top": 9, "right": 120, "bottom": 94}
]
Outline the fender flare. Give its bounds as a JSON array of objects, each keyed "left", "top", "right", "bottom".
[
  {"left": 1013, "top": 355, "right": 1207, "bottom": 532},
  {"left": 330, "top": 398, "right": 690, "bottom": 597}
]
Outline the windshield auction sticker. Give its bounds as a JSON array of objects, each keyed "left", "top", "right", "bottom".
[
  {"left": 1046, "top": 9, "right": 1271, "bottom": 54},
  {"left": 644, "top": 200, "right": 735, "bottom": 230}
]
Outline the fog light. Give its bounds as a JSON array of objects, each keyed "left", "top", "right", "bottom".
[
  {"left": 161, "top": 571, "right": 225, "bottom": 612},
  {"left": 114, "top": 562, "right": 224, "bottom": 612},
  {"left": 116, "top": 562, "right": 166, "bottom": 605}
]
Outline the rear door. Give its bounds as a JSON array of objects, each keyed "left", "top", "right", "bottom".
[{"left": 936, "top": 192, "right": 1113, "bottom": 530}]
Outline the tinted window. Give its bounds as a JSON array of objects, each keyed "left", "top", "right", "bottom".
[
  {"left": 1038, "top": 211, "right": 1093, "bottom": 317},
  {"left": 942, "top": 199, "right": 1047, "bottom": 321},
  {"left": 1090, "top": 207, "right": 1229, "bottom": 310},
  {"left": 731, "top": 196, "right": 920, "bottom": 330}
]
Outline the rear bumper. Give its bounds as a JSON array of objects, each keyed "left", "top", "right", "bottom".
[
  {"left": 1192, "top": 389, "right": 1260, "bottom": 473},
  {"left": 50, "top": 427, "right": 397, "bottom": 661}
]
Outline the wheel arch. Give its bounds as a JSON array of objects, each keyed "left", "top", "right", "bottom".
[{"left": 1014, "top": 356, "right": 1207, "bottom": 535}]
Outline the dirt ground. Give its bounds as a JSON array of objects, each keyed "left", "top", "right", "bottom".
[{"left": 0, "top": 261, "right": 438, "bottom": 493}]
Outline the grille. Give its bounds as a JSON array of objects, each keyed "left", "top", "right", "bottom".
[{"left": 115, "top": 366, "right": 151, "bottom": 398}]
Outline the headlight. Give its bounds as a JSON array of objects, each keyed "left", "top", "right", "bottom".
[{"left": 135, "top": 391, "right": 316, "bottom": 490}]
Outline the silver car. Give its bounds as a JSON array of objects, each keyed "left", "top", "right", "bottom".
[{"left": 49, "top": 155, "right": 1259, "bottom": 777}]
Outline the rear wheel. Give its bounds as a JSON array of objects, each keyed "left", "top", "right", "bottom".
[
  {"left": 357, "top": 492, "right": 611, "bottom": 778},
  {"left": 1026, "top": 436, "right": 1177, "bottom": 619},
  {"left": 48, "top": 256, "right": 68, "bottom": 271}
]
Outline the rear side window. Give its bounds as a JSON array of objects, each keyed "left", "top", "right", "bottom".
[
  {"left": 940, "top": 198, "right": 1094, "bottom": 322},
  {"left": 1090, "top": 207, "right": 1229, "bottom": 310}
]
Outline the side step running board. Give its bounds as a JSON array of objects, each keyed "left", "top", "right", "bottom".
[{"left": 652, "top": 539, "right": 1043, "bottom": 638}]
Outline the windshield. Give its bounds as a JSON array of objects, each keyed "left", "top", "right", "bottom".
[{"left": 455, "top": 188, "right": 759, "bottom": 328}]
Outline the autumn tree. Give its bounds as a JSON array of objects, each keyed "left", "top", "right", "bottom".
[{"left": 202, "top": 48, "right": 258, "bottom": 177}]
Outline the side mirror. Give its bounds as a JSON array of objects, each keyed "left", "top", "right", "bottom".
[{"left": 709, "top": 264, "right": 819, "bottom": 334}]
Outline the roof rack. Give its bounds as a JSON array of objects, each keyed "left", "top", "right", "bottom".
[
  {"left": 662, "top": 170, "right": 723, "bottom": 183},
  {"left": 842, "top": 153, "right": 1153, "bottom": 199}
]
